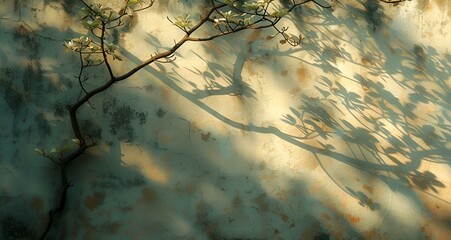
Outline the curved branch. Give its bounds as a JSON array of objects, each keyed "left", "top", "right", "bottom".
[{"left": 100, "top": 23, "right": 115, "bottom": 78}]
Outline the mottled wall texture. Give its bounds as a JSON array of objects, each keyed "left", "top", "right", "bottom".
[{"left": 1, "top": 0, "right": 450, "bottom": 239}]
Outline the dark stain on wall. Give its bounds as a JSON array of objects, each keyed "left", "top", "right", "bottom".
[
  {"left": 413, "top": 44, "right": 427, "bottom": 71},
  {"left": 84, "top": 192, "right": 106, "bottom": 211},
  {"left": 135, "top": 111, "right": 147, "bottom": 125},
  {"left": 1, "top": 215, "right": 29, "bottom": 240},
  {"left": 80, "top": 119, "right": 102, "bottom": 140},
  {"left": 92, "top": 173, "right": 145, "bottom": 189},
  {"left": 53, "top": 102, "right": 66, "bottom": 117},
  {"left": 1, "top": 67, "right": 23, "bottom": 113},
  {"left": 364, "top": 0, "right": 383, "bottom": 32},
  {"left": 156, "top": 108, "right": 166, "bottom": 118},
  {"left": 34, "top": 112, "right": 51, "bottom": 140},
  {"left": 110, "top": 105, "right": 135, "bottom": 141},
  {"left": 102, "top": 96, "right": 146, "bottom": 142}
]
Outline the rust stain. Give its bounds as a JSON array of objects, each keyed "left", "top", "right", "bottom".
[
  {"left": 275, "top": 190, "right": 288, "bottom": 201},
  {"left": 84, "top": 192, "right": 105, "bottom": 211},
  {"left": 361, "top": 57, "right": 372, "bottom": 66},
  {"left": 246, "top": 29, "right": 262, "bottom": 44},
  {"left": 232, "top": 195, "right": 242, "bottom": 207},
  {"left": 289, "top": 87, "right": 302, "bottom": 96},
  {"left": 363, "top": 184, "right": 374, "bottom": 194},
  {"left": 80, "top": 214, "right": 97, "bottom": 240},
  {"left": 346, "top": 214, "right": 361, "bottom": 223},
  {"left": 15, "top": 24, "right": 30, "bottom": 37},
  {"left": 304, "top": 157, "right": 319, "bottom": 170},
  {"left": 160, "top": 86, "right": 171, "bottom": 102},
  {"left": 280, "top": 69, "right": 288, "bottom": 77},
  {"left": 279, "top": 213, "right": 289, "bottom": 222},
  {"left": 252, "top": 193, "right": 269, "bottom": 211},
  {"left": 31, "top": 197, "right": 44, "bottom": 212},
  {"left": 296, "top": 67, "right": 308, "bottom": 84},
  {"left": 362, "top": 229, "right": 377, "bottom": 239},
  {"left": 321, "top": 213, "right": 331, "bottom": 220},
  {"left": 205, "top": 41, "right": 224, "bottom": 55},
  {"left": 243, "top": 59, "right": 258, "bottom": 77},
  {"left": 185, "top": 182, "right": 196, "bottom": 195},
  {"left": 420, "top": 223, "right": 429, "bottom": 233}
]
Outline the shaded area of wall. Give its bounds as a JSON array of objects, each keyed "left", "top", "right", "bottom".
[{"left": 0, "top": 0, "right": 450, "bottom": 239}]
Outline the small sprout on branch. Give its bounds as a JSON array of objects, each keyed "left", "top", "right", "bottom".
[
  {"left": 243, "top": 16, "right": 254, "bottom": 25},
  {"left": 72, "top": 139, "right": 81, "bottom": 145},
  {"left": 64, "top": 40, "right": 78, "bottom": 51},
  {"left": 222, "top": 0, "right": 237, "bottom": 6},
  {"left": 105, "top": 42, "right": 118, "bottom": 54},
  {"left": 80, "top": 7, "right": 92, "bottom": 20},
  {"left": 127, "top": 0, "right": 142, "bottom": 8},
  {"left": 243, "top": 2, "right": 262, "bottom": 11},
  {"left": 213, "top": 18, "right": 227, "bottom": 29},
  {"left": 104, "top": 42, "right": 123, "bottom": 61},
  {"left": 82, "top": 19, "right": 102, "bottom": 29},
  {"left": 64, "top": 36, "right": 92, "bottom": 52},
  {"left": 34, "top": 148, "right": 44, "bottom": 156},
  {"left": 173, "top": 14, "right": 193, "bottom": 30},
  {"left": 220, "top": 11, "right": 239, "bottom": 23},
  {"left": 271, "top": 6, "right": 288, "bottom": 17}
]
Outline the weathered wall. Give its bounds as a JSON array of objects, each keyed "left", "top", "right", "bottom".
[{"left": 1, "top": 0, "right": 450, "bottom": 239}]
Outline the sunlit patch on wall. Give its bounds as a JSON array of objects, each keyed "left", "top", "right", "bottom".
[
  {"left": 120, "top": 143, "right": 168, "bottom": 184},
  {"left": 37, "top": 3, "right": 71, "bottom": 31}
]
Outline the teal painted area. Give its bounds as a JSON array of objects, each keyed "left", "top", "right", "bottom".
[{"left": 0, "top": 1, "right": 450, "bottom": 239}]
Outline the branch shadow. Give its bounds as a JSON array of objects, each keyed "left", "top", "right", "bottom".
[{"left": 127, "top": 0, "right": 450, "bottom": 237}]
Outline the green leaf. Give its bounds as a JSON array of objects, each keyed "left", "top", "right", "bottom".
[
  {"left": 223, "top": 0, "right": 236, "bottom": 5},
  {"left": 127, "top": 0, "right": 141, "bottom": 7},
  {"left": 243, "top": 2, "right": 260, "bottom": 11},
  {"left": 271, "top": 6, "right": 288, "bottom": 17},
  {"left": 174, "top": 14, "right": 193, "bottom": 29},
  {"left": 90, "top": 19, "right": 101, "bottom": 28}
]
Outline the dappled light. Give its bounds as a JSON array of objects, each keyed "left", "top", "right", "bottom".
[{"left": 0, "top": 0, "right": 449, "bottom": 239}]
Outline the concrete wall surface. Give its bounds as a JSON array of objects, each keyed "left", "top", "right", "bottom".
[{"left": 0, "top": 0, "right": 450, "bottom": 239}]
